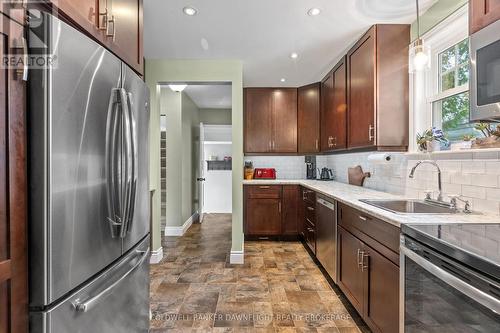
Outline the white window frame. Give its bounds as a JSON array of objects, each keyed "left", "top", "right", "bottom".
[{"left": 409, "top": 5, "right": 469, "bottom": 152}]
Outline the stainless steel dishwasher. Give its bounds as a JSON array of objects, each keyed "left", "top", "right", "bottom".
[{"left": 316, "top": 195, "right": 337, "bottom": 282}]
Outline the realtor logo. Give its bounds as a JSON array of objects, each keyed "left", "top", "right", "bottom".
[{"left": 1, "top": 1, "right": 59, "bottom": 74}]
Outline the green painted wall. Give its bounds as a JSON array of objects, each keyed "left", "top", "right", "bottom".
[
  {"left": 411, "top": 0, "right": 468, "bottom": 41},
  {"left": 199, "top": 108, "right": 232, "bottom": 125},
  {"left": 146, "top": 59, "right": 244, "bottom": 255}
]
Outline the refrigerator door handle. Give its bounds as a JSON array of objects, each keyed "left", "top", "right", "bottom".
[
  {"left": 119, "top": 88, "right": 133, "bottom": 238},
  {"left": 72, "top": 248, "right": 150, "bottom": 313},
  {"left": 125, "top": 92, "right": 138, "bottom": 233},
  {"left": 105, "top": 88, "right": 123, "bottom": 237}
]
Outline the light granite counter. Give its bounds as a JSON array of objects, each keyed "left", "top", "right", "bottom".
[{"left": 242, "top": 179, "right": 500, "bottom": 227}]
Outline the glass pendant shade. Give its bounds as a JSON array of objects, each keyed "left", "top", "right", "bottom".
[{"left": 409, "top": 38, "right": 431, "bottom": 73}]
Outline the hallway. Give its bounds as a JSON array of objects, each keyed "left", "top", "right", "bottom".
[{"left": 150, "top": 214, "right": 367, "bottom": 332}]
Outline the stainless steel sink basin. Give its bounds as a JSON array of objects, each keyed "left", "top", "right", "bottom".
[{"left": 359, "top": 199, "right": 458, "bottom": 214}]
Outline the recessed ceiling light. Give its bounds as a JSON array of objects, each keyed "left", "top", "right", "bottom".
[
  {"left": 280, "top": 78, "right": 286, "bottom": 83},
  {"left": 290, "top": 52, "right": 298, "bottom": 59},
  {"left": 307, "top": 8, "right": 321, "bottom": 16},
  {"left": 169, "top": 84, "right": 187, "bottom": 92},
  {"left": 183, "top": 6, "right": 197, "bottom": 16}
]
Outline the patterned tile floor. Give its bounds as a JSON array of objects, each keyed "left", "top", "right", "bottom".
[{"left": 150, "top": 213, "right": 369, "bottom": 333}]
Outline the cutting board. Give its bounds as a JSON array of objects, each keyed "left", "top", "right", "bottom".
[{"left": 348, "top": 166, "right": 371, "bottom": 186}]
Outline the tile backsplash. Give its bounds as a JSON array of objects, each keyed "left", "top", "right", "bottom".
[
  {"left": 244, "top": 156, "right": 306, "bottom": 179},
  {"left": 317, "top": 150, "right": 500, "bottom": 215}
]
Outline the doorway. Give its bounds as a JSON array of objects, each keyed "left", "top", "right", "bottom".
[{"left": 159, "top": 83, "right": 232, "bottom": 235}]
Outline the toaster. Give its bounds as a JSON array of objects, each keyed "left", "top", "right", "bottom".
[{"left": 253, "top": 168, "right": 276, "bottom": 179}]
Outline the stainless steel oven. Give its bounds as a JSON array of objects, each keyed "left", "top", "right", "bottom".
[
  {"left": 470, "top": 19, "right": 500, "bottom": 121},
  {"left": 400, "top": 224, "right": 500, "bottom": 333}
]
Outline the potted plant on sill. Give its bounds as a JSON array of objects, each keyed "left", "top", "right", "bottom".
[
  {"left": 416, "top": 127, "right": 449, "bottom": 153},
  {"left": 472, "top": 123, "right": 500, "bottom": 149}
]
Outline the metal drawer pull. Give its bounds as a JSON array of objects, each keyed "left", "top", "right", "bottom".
[
  {"left": 259, "top": 186, "right": 270, "bottom": 189},
  {"left": 359, "top": 215, "right": 368, "bottom": 221},
  {"left": 357, "top": 249, "right": 362, "bottom": 268},
  {"left": 72, "top": 249, "right": 149, "bottom": 313},
  {"left": 361, "top": 252, "right": 369, "bottom": 271},
  {"left": 307, "top": 206, "right": 315, "bottom": 211}
]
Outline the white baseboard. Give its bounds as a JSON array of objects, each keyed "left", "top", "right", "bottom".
[
  {"left": 149, "top": 246, "right": 164, "bottom": 264},
  {"left": 230, "top": 250, "right": 244, "bottom": 264},
  {"left": 164, "top": 214, "right": 196, "bottom": 236}
]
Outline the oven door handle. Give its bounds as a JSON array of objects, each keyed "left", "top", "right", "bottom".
[{"left": 401, "top": 245, "right": 500, "bottom": 314}]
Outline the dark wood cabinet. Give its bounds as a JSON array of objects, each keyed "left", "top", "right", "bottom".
[
  {"left": 300, "top": 187, "right": 316, "bottom": 254},
  {"left": 244, "top": 88, "right": 297, "bottom": 154},
  {"left": 282, "top": 185, "right": 299, "bottom": 235},
  {"left": 470, "top": 0, "right": 500, "bottom": 34},
  {"left": 347, "top": 25, "right": 409, "bottom": 151},
  {"left": 45, "top": 0, "right": 144, "bottom": 75},
  {"left": 298, "top": 83, "right": 320, "bottom": 154},
  {"left": 338, "top": 227, "right": 364, "bottom": 314},
  {"left": 0, "top": 16, "right": 28, "bottom": 333},
  {"left": 321, "top": 57, "right": 347, "bottom": 152},
  {"left": 337, "top": 203, "right": 400, "bottom": 333},
  {"left": 244, "top": 88, "right": 273, "bottom": 153},
  {"left": 363, "top": 243, "right": 399, "bottom": 333}
]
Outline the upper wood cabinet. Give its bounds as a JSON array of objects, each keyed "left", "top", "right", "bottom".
[
  {"left": 0, "top": 17, "right": 28, "bottom": 333},
  {"left": 347, "top": 25, "right": 409, "bottom": 151},
  {"left": 298, "top": 83, "right": 320, "bottom": 154},
  {"left": 47, "top": 0, "right": 144, "bottom": 75},
  {"left": 244, "top": 88, "right": 297, "bottom": 154},
  {"left": 470, "top": 0, "right": 500, "bottom": 34},
  {"left": 321, "top": 57, "right": 347, "bottom": 152}
]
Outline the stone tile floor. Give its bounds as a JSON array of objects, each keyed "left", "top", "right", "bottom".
[{"left": 150, "top": 213, "right": 370, "bottom": 333}]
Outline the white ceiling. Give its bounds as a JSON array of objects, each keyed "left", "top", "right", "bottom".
[
  {"left": 184, "top": 85, "right": 232, "bottom": 109},
  {"left": 144, "top": 0, "right": 435, "bottom": 87}
]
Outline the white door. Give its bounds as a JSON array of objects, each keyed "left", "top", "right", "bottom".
[{"left": 198, "top": 123, "right": 205, "bottom": 222}]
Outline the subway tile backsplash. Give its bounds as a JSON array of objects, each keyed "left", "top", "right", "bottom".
[
  {"left": 245, "top": 156, "right": 306, "bottom": 179},
  {"left": 316, "top": 150, "right": 500, "bottom": 215},
  {"left": 245, "top": 150, "right": 500, "bottom": 215}
]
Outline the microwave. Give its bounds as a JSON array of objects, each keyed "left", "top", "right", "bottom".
[{"left": 470, "top": 19, "right": 500, "bottom": 121}]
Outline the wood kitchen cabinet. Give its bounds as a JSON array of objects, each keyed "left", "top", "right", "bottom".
[
  {"left": 337, "top": 203, "right": 400, "bottom": 333},
  {"left": 347, "top": 25, "right": 409, "bottom": 151},
  {"left": 298, "top": 83, "right": 320, "bottom": 154},
  {"left": 470, "top": 0, "right": 500, "bottom": 33},
  {"left": 282, "top": 185, "right": 299, "bottom": 235},
  {"left": 0, "top": 16, "right": 28, "bottom": 333},
  {"left": 321, "top": 57, "right": 347, "bottom": 152},
  {"left": 244, "top": 185, "right": 282, "bottom": 236},
  {"left": 244, "top": 88, "right": 297, "bottom": 154},
  {"left": 43, "top": 0, "right": 144, "bottom": 75}
]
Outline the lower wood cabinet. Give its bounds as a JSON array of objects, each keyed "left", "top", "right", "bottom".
[
  {"left": 243, "top": 185, "right": 299, "bottom": 237},
  {"left": 338, "top": 203, "right": 400, "bottom": 333}
]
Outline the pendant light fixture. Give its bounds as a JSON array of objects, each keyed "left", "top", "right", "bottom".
[{"left": 409, "top": 0, "right": 430, "bottom": 72}]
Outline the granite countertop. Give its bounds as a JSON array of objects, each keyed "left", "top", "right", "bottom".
[{"left": 242, "top": 179, "right": 500, "bottom": 228}]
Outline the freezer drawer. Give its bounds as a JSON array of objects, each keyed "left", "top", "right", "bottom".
[{"left": 30, "top": 236, "right": 150, "bottom": 333}]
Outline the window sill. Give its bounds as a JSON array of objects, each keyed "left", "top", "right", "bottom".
[{"left": 405, "top": 147, "right": 500, "bottom": 160}]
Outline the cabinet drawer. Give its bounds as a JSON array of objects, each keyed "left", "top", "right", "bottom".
[
  {"left": 302, "top": 188, "right": 316, "bottom": 204},
  {"left": 338, "top": 203, "right": 399, "bottom": 254},
  {"left": 245, "top": 185, "right": 282, "bottom": 199}
]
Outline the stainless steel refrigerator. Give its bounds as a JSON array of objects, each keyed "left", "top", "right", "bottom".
[{"left": 28, "top": 11, "right": 150, "bottom": 333}]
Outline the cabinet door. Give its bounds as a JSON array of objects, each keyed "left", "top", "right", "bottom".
[
  {"left": 470, "top": 0, "right": 500, "bottom": 33},
  {"left": 298, "top": 83, "right": 320, "bottom": 154},
  {"left": 282, "top": 185, "right": 299, "bottom": 235},
  {"left": 338, "top": 227, "right": 364, "bottom": 314},
  {"left": 245, "top": 199, "right": 281, "bottom": 235},
  {"left": 244, "top": 88, "right": 273, "bottom": 153},
  {"left": 320, "top": 71, "right": 334, "bottom": 151},
  {"left": 362, "top": 244, "right": 399, "bottom": 333},
  {"left": 107, "top": 0, "right": 143, "bottom": 73},
  {"left": 322, "top": 59, "right": 347, "bottom": 152},
  {"left": 58, "top": 0, "right": 99, "bottom": 27},
  {"left": 0, "top": 19, "right": 28, "bottom": 333},
  {"left": 347, "top": 27, "right": 376, "bottom": 149},
  {"left": 272, "top": 88, "right": 297, "bottom": 153}
]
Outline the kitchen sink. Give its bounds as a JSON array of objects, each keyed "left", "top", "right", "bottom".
[{"left": 359, "top": 199, "right": 458, "bottom": 214}]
